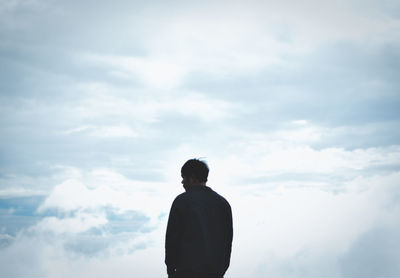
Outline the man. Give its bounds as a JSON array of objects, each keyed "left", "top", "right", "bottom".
[{"left": 165, "top": 159, "right": 233, "bottom": 278}]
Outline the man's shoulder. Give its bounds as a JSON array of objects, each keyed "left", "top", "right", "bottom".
[
  {"left": 205, "top": 187, "right": 232, "bottom": 211},
  {"left": 208, "top": 186, "right": 229, "bottom": 200},
  {"left": 173, "top": 187, "right": 231, "bottom": 208},
  {"left": 171, "top": 192, "right": 189, "bottom": 206},
  {"left": 213, "top": 190, "right": 231, "bottom": 209}
]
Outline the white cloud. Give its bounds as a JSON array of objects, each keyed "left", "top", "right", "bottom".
[
  {"left": 33, "top": 212, "right": 108, "bottom": 234},
  {"left": 37, "top": 169, "right": 175, "bottom": 227},
  {"left": 87, "top": 54, "right": 187, "bottom": 89},
  {"left": 211, "top": 147, "right": 398, "bottom": 191},
  {"left": 89, "top": 125, "right": 137, "bottom": 138},
  {"left": 173, "top": 93, "right": 238, "bottom": 122},
  {"left": 2, "top": 158, "right": 400, "bottom": 278},
  {"left": 38, "top": 179, "right": 94, "bottom": 212},
  {"left": 227, "top": 171, "right": 400, "bottom": 277},
  {"left": 63, "top": 124, "right": 140, "bottom": 138},
  {"left": 0, "top": 228, "right": 166, "bottom": 278},
  {"left": 274, "top": 126, "right": 323, "bottom": 144},
  {"left": 0, "top": 187, "right": 46, "bottom": 197},
  {"left": 127, "top": 0, "right": 400, "bottom": 80},
  {"left": 80, "top": 0, "right": 392, "bottom": 86},
  {"left": 70, "top": 81, "right": 238, "bottom": 124}
]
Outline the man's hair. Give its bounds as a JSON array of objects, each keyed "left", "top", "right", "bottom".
[{"left": 181, "top": 158, "right": 209, "bottom": 182}]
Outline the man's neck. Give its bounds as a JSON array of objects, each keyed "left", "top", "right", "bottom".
[{"left": 184, "top": 182, "right": 206, "bottom": 191}]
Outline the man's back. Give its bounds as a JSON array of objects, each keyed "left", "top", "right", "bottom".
[{"left": 165, "top": 186, "right": 233, "bottom": 277}]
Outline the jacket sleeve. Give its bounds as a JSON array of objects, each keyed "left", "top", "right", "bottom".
[
  {"left": 165, "top": 199, "right": 182, "bottom": 276},
  {"left": 223, "top": 203, "right": 233, "bottom": 274}
]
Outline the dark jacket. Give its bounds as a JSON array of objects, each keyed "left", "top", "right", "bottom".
[{"left": 165, "top": 186, "right": 233, "bottom": 277}]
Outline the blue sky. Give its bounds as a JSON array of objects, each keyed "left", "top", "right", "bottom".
[{"left": 1, "top": 0, "right": 400, "bottom": 277}]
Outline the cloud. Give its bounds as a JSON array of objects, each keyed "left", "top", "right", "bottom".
[
  {"left": 86, "top": 55, "right": 187, "bottom": 89},
  {"left": 0, "top": 233, "right": 14, "bottom": 249},
  {"left": 205, "top": 128, "right": 400, "bottom": 190},
  {"left": 33, "top": 212, "right": 108, "bottom": 235},
  {"left": 339, "top": 223, "right": 400, "bottom": 278},
  {"left": 0, "top": 235, "right": 45, "bottom": 278},
  {"left": 0, "top": 168, "right": 170, "bottom": 277},
  {"left": 228, "top": 171, "right": 400, "bottom": 278},
  {"left": 37, "top": 169, "right": 173, "bottom": 219},
  {"left": 0, "top": 196, "right": 45, "bottom": 236},
  {"left": 1, "top": 163, "right": 400, "bottom": 277},
  {"left": 0, "top": 173, "right": 169, "bottom": 277},
  {"left": 0, "top": 229, "right": 166, "bottom": 278},
  {"left": 63, "top": 125, "right": 138, "bottom": 138}
]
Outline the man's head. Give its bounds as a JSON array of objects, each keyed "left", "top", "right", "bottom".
[{"left": 181, "top": 159, "right": 209, "bottom": 189}]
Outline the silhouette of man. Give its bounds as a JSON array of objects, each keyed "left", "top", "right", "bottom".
[{"left": 165, "top": 159, "right": 233, "bottom": 278}]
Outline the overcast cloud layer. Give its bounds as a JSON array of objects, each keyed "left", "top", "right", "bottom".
[{"left": 1, "top": 0, "right": 400, "bottom": 277}]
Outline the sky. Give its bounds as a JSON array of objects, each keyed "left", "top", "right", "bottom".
[{"left": 0, "top": 0, "right": 400, "bottom": 277}]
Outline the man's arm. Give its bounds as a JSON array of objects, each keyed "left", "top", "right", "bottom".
[
  {"left": 223, "top": 203, "right": 233, "bottom": 274},
  {"left": 165, "top": 199, "right": 182, "bottom": 277}
]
